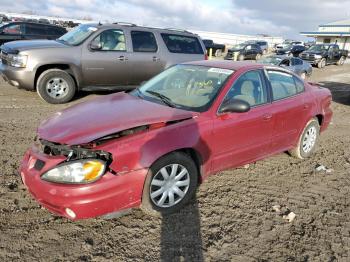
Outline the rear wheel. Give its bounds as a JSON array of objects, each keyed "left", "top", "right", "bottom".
[
  {"left": 255, "top": 53, "right": 262, "bottom": 60},
  {"left": 37, "top": 69, "right": 76, "bottom": 104},
  {"left": 238, "top": 54, "right": 245, "bottom": 61},
  {"left": 289, "top": 118, "right": 320, "bottom": 159},
  {"left": 215, "top": 49, "right": 222, "bottom": 57},
  {"left": 141, "top": 152, "right": 198, "bottom": 216}
]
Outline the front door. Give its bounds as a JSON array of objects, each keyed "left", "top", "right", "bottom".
[
  {"left": 211, "top": 70, "right": 274, "bottom": 173},
  {"left": 82, "top": 29, "right": 130, "bottom": 87}
]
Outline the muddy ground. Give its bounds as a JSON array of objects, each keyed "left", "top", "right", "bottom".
[{"left": 0, "top": 63, "right": 349, "bottom": 262}]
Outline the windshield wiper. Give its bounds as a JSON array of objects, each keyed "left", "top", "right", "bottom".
[{"left": 145, "top": 90, "right": 176, "bottom": 108}]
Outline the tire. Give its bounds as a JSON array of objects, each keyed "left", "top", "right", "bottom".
[
  {"left": 238, "top": 54, "right": 245, "bottom": 61},
  {"left": 289, "top": 118, "right": 320, "bottom": 159},
  {"left": 37, "top": 69, "right": 76, "bottom": 104},
  {"left": 141, "top": 152, "right": 198, "bottom": 216},
  {"left": 336, "top": 56, "right": 345, "bottom": 66},
  {"left": 317, "top": 58, "right": 326, "bottom": 69},
  {"left": 215, "top": 49, "right": 222, "bottom": 57},
  {"left": 255, "top": 53, "right": 262, "bottom": 60},
  {"left": 263, "top": 49, "right": 267, "bottom": 55}
]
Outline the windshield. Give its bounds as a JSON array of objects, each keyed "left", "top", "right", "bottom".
[
  {"left": 57, "top": 24, "right": 98, "bottom": 45},
  {"left": 257, "top": 56, "right": 282, "bottom": 65},
  {"left": 133, "top": 65, "right": 234, "bottom": 112},
  {"left": 231, "top": 44, "right": 246, "bottom": 50},
  {"left": 308, "top": 44, "right": 330, "bottom": 52}
]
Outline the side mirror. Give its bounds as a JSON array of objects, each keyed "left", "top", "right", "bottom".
[
  {"left": 90, "top": 41, "right": 102, "bottom": 50},
  {"left": 219, "top": 98, "right": 250, "bottom": 114}
]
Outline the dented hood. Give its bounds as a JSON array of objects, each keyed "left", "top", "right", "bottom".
[{"left": 38, "top": 92, "right": 196, "bottom": 145}]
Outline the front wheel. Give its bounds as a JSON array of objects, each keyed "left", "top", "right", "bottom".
[
  {"left": 289, "top": 118, "right": 320, "bottom": 159},
  {"left": 336, "top": 56, "right": 345, "bottom": 66},
  {"left": 317, "top": 58, "right": 326, "bottom": 69},
  {"left": 141, "top": 152, "right": 198, "bottom": 216},
  {"left": 238, "top": 54, "right": 245, "bottom": 61},
  {"left": 215, "top": 49, "right": 222, "bottom": 57},
  {"left": 255, "top": 53, "right": 262, "bottom": 60},
  {"left": 37, "top": 69, "right": 76, "bottom": 104}
]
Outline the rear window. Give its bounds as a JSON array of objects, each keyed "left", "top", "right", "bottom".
[{"left": 161, "top": 33, "right": 204, "bottom": 54}]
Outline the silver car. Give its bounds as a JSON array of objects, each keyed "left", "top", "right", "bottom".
[{"left": 258, "top": 55, "right": 312, "bottom": 79}]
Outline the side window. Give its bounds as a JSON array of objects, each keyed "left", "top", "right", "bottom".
[
  {"left": 131, "top": 31, "right": 157, "bottom": 52},
  {"left": 26, "top": 24, "right": 46, "bottom": 35},
  {"left": 46, "top": 26, "right": 65, "bottom": 36},
  {"left": 294, "top": 76, "right": 305, "bottom": 93},
  {"left": 267, "top": 71, "right": 298, "bottom": 100},
  {"left": 2, "top": 24, "right": 21, "bottom": 34},
  {"left": 246, "top": 45, "right": 252, "bottom": 50},
  {"left": 222, "top": 70, "right": 267, "bottom": 107},
  {"left": 161, "top": 33, "right": 204, "bottom": 54},
  {"left": 332, "top": 45, "right": 339, "bottom": 52},
  {"left": 91, "top": 29, "right": 126, "bottom": 51}
]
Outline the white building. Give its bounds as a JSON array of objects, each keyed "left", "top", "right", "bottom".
[
  {"left": 191, "top": 30, "right": 283, "bottom": 49},
  {"left": 300, "top": 19, "right": 350, "bottom": 51}
]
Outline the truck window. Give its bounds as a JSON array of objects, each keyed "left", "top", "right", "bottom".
[
  {"left": 2, "top": 24, "right": 21, "bottom": 34},
  {"left": 26, "top": 24, "right": 46, "bottom": 35},
  {"left": 131, "top": 31, "right": 158, "bottom": 52},
  {"left": 161, "top": 33, "right": 204, "bottom": 54},
  {"left": 92, "top": 29, "right": 126, "bottom": 51}
]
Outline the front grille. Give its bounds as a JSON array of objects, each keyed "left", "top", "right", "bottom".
[{"left": 301, "top": 53, "right": 315, "bottom": 60}]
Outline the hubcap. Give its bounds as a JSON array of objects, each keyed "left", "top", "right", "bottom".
[
  {"left": 150, "top": 164, "right": 190, "bottom": 208},
  {"left": 46, "top": 77, "right": 69, "bottom": 98},
  {"left": 302, "top": 126, "right": 317, "bottom": 153}
]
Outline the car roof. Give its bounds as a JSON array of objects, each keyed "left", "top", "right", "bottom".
[
  {"left": 183, "top": 60, "right": 264, "bottom": 71},
  {"left": 4, "top": 21, "right": 64, "bottom": 28}
]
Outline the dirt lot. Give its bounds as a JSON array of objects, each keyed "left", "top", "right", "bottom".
[{"left": 0, "top": 63, "right": 349, "bottom": 262}]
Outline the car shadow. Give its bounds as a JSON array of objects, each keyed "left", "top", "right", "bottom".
[
  {"left": 160, "top": 196, "right": 204, "bottom": 262},
  {"left": 317, "top": 81, "right": 350, "bottom": 106}
]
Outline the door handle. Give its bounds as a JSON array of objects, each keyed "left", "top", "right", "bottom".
[
  {"left": 262, "top": 113, "right": 272, "bottom": 121},
  {"left": 117, "top": 56, "right": 128, "bottom": 61},
  {"left": 152, "top": 56, "right": 160, "bottom": 62}
]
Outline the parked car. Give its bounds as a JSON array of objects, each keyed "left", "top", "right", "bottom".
[
  {"left": 258, "top": 55, "right": 312, "bottom": 79},
  {"left": 300, "top": 44, "right": 348, "bottom": 68},
  {"left": 225, "top": 43, "right": 262, "bottom": 61},
  {"left": 202, "top": 39, "right": 225, "bottom": 56},
  {"left": 0, "top": 23, "right": 206, "bottom": 104},
  {"left": 19, "top": 60, "right": 332, "bottom": 220},
  {"left": 0, "top": 22, "right": 67, "bottom": 45},
  {"left": 275, "top": 40, "right": 303, "bottom": 51},
  {"left": 246, "top": 40, "right": 268, "bottom": 54},
  {"left": 275, "top": 44, "right": 306, "bottom": 57}
]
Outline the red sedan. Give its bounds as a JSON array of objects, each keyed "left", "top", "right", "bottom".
[{"left": 20, "top": 61, "right": 332, "bottom": 220}]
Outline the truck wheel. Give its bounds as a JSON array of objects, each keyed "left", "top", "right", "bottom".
[
  {"left": 37, "top": 69, "right": 76, "bottom": 104},
  {"left": 336, "top": 56, "right": 345, "bottom": 66},
  {"left": 289, "top": 118, "right": 320, "bottom": 159},
  {"left": 215, "top": 49, "right": 222, "bottom": 57},
  {"left": 317, "top": 58, "right": 326, "bottom": 69},
  {"left": 238, "top": 54, "right": 245, "bottom": 61},
  {"left": 255, "top": 54, "right": 262, "bottom": 60},
  {"left": 141, "top": 152, "right": 198, "bottom": 216}
]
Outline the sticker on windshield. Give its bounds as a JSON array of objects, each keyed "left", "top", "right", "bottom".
[
  {"left": 88, "top": 27, "right": 98, "bottom": 31},
  {"left": 208, "top": 68, "right": 233, "bottom": 75}
]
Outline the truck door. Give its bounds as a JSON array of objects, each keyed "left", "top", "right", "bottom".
[{"left": 82, "top": 29, "right": 130, "bottom": 87}]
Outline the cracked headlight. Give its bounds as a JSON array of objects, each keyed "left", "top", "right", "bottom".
[
  {"left": 41, "top": 159, "right": 106, "bottom": 184},
  {"left": 8, "top": 54, "right": 28, "bottom": 68}
]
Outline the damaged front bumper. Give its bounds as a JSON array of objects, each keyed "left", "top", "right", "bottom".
[{"left": 19, "top": 140, "right": 148, "bottom": 220}]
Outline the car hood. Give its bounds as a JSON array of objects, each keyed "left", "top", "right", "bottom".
[
  {"left": 302, "top": 50, "right": 323, "bottom": 55},
  {"left": 0, "top": 40, "right": 67, "bottom": 53},
  {"left": 38, "top": 92, "right": 197, "bottom": 145}
]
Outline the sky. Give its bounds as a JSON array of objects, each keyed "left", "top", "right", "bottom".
[{"left": 1, "top": 0, "right": 350, "bottom": 39}]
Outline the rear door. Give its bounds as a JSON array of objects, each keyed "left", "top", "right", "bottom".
[
  {"left": 329, "top": 45, "right": 340, "bottom": 62},
  {"left": 266, "top": 70, "right": 309, "bottom": 153},
  {"left": 211, "top": 69, "right": 274, "bottom": 172},
  {"left": 23, "top": 23, "right": 47, "bottom": 40},
  {"left": 127, "top": 30, "right": 164, "bottom": 85},
  {"left": 82, "top": 28, "right": 130, "bottom": 86}
]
